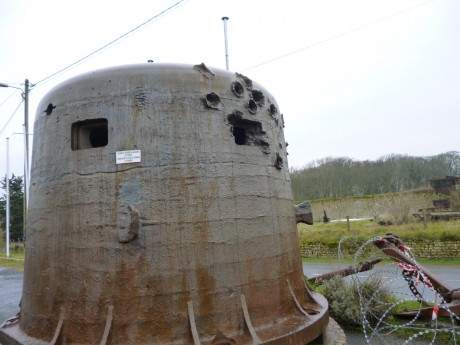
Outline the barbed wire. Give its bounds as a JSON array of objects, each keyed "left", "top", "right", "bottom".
[{"left": 337, "top": 235, "right": 459, "bottom": 344}]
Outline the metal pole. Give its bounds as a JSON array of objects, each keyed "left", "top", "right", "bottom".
[
  {"left": 222, "top": 17, "right": 229, "bottom": 70},
  {"left": 6, "top": 137, "right": 10, "bottom": 258},
  {"left": 0, "top": 80, "right": 30, "bottom": 244},
  {"left": 24, "top": 79, "right": 29, "bottom": 244}
]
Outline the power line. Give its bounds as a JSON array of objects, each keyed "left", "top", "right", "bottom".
[
  {"left": 33, "top": 0, "right": 188, "bottom": 88},
  {"left": 0, "top": 100, "right": 24, "bottom": 137},
  {"left": 0, "top": 89, "right": 21, "bottom": 108},
  {"left": 241, "top": 0, "right": 435, "bottom": 72}
]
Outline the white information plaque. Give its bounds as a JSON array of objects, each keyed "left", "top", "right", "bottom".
[{"left": 116, "top": 150, "right": 141, "bottom": 164}]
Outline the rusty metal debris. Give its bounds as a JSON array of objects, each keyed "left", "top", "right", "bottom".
[
  {"left": 374, "top": 234, "right": 460, "bottom": 319},
  {"left": 307, "top": 259, "right": 382, "bottom": 285}
]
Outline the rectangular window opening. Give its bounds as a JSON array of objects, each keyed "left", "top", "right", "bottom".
[{"left": 71, "top": 119, "right": 108, "bottom": 150}]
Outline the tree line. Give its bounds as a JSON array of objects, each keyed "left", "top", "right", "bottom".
[
  {"left": 0, "top": 175, "right": 24, "bottom": 242},
  {"left": 1, "top": 152, "right": 459, "bottom": 240},
  {"left": 290, "top": 151, "right": 460, "bottom": 200}
]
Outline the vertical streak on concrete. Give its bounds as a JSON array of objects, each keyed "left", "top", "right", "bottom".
[
  {"left": 240, "top": 294, "right": 261, "bottom": 344},
  {"left": 187, "top": 301, "right": 202, "bottom": 345},
  {"left": 49, "top": 307, "right": 65, "bottom": 345},
  {"left": 99, "top": 306, "right": 113, "bottom": 345}
]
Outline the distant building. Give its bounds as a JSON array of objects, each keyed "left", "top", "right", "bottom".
[{"left": 429, "top": 176, "right": 460, "bottom": 195}]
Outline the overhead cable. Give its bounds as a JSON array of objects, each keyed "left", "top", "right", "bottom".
[
  {"left": 33, "top": 0, "right": 187, "bottom": 88},
  {"left": 0, "top": 100, "right": 24, "bottom": 137},
  {"left": 0, "top": 89, "right": 21, "bottom": 108},
  {"left": 241, "top": 0, "right": 435, "bottom": 72}
]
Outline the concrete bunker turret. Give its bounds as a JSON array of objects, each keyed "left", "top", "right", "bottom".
[{"left": 0, "top": 63, "right": 328, "bottom": 345}]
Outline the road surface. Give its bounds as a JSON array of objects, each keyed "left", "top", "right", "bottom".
[{"left": 0, "top": 267, "right": 22, "bottom": 324}]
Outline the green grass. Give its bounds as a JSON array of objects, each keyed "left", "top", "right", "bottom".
[
  {"left": 391, "top": 300, "right": 434, "bottom": 314},
  {"left": 298, "top": 219, "right": 460, "bottom": 264},
  {"left": 0, "top": 258, "right": 24, "bottom": 271},
  {"left": 0, "top": 246, "right": 25, "bottom": 271},
  {"left": 298, "top": 219, "right": 460, "bottom": 244}
]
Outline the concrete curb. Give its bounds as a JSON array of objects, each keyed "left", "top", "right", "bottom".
[{"left": 322, "top": 318, "right": 348, "bottom": 345}]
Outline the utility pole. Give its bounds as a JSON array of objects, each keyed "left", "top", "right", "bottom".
[
  {"left": 6, "top": 138, "right": 10, "bottom": 257},
  {"left": 24, "top": 79, "right": 29, "bottom": 244},
  {"left": 222, "top": 17, "right": 229, "bottom": 70},
  {"left": 0, "top": 79, "right": 30, "bottom": 244}
]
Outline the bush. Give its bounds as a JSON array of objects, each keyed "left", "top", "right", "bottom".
[
  {"left": 316, "top": 275, "right": 393, "bottom": 328},
  {"left": 376, "top": 194, "right": 413, "bottom": 225},
  {"left": 318, "top": 276, "right": 361, "bottom": 326}
]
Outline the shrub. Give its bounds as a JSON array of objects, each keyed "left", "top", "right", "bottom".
[
  {"left": 440, "top": 231, "right": 460, "bottom": 241},
  {"left": 316, "top": 275, "right": 393, "bottom": 328},
  {"left": 318, "top": 276, "right": 361, "bottom": 326},
  {"left": 376, "top": 194, "right": 414, "bottom": 225}
]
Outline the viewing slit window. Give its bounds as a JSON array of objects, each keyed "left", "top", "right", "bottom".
[
  {"left": 71, "top": 119, "right": 108, "bottom": 150},
  {"left": 233, "top": 126, "right": 247, "bottom": 145}
]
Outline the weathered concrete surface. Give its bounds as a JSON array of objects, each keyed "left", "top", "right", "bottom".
[{"left": 0, "top": 64, "right": 328, "bottom": 344}]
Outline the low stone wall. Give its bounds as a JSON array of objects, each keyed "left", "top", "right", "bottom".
[
  {"left": 404, "top": 240, "right": 460, "bottom": 259},
  {"left": 300, "top": 240, "right": 460, "bottom": 259},
  {"left": 300, "top": 243, "right": 343, "bottom": 259}
]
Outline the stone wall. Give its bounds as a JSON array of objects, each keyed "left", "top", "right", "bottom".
[
  {"left": 300, "top": 240, "right": 460, "bottom": 259},
  {"left": 404, "top": 240, "right": 460, "bottom": 259}
]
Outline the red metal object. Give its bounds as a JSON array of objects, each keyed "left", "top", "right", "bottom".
[
  {"left": 374, "top": 234, "right": 460, "bottom": 319},
  {"left": 307, "top": 259, "right": 382, "bottom": 285}
]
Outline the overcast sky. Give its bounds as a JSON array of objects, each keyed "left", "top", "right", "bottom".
[{"left": 0, "top": 0, "right": 459, "bottom": 180}]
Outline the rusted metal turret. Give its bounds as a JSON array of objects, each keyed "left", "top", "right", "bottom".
[{"left": 0, "top": 63, "right": 328, "bottom": 344}]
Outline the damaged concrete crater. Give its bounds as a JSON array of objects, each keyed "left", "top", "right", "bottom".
[
  {"left": 130, "top": 87, "right": 149, "bottom": 111},
  {"left": 227, "top": 111, "right": 270, "bottom": 154},
  {"left": 247, "top": 99, "right": 258, "bottom": 114},
  {"left": 269, "top": 103, "right": 278, "bottom": 117},
  {"left": 251, "top": 90, "right": 265, "bottom": 107},
  {"left": 235, "top": 72, "right": 252, "bottom": 90},
  {"left": 193, "top": 62, "right": 215, "bottom": 79},
  {"left": 231, "top": 81, "right": 245, "bottom": 98},
  {"left": 275, "top": 152, "right": 284, "bottom": 169},
  {"left": 204, "top": 92, "right": 223, "bottom": 110}
]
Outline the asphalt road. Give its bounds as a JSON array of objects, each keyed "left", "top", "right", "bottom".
[
  {"left": 303, "top": 262, "right": 460, "bottom": 287},
  {"left": 303, "top": 262, "right": 460, "bottom": 301},
  {"left": 0, "top": 266, "right": 22, "bottom": 324}
]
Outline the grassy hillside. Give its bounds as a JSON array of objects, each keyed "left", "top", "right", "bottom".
[
  {"left": 303, "top": 189, "right": 444, "bottom": 223},
  {"left": 298, "top": 218, "right": 460, "bottom": 245}
]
